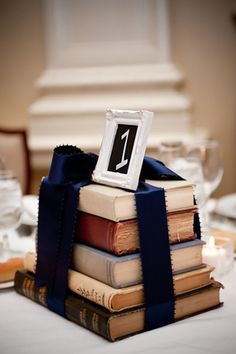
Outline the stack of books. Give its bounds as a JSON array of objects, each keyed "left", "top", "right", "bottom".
[{"left": 14, "top": 179, "right": 222, "bottom": 341}]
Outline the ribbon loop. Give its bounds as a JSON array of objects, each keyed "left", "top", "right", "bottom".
[
  {"left": 48, "top": 145, "right": 97, "bottom": 184},
  {"left": 141, "top": 156, "right": 183, "bottom": 181}
]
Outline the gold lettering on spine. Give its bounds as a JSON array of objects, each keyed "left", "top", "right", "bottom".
[
  {"left": 92, "top": 313, "right": 99, "bottom": 333},
  {"left": 39, "top": 287, "right": 47, "bottom": 306},
  {"left": 79, "top": 308, "right": 87, "bottom": 327},
  {"left": 24, "top": 279, "right": 32, "bottom": 300},
  {"left": 29, "top": 279, "right": 34, "bottom": 301},
  {"left": 22, "top": 278, "right": 28, "bottom": 297},
  {"left": 77, "top": 287, "right": 106, "bottom": 307}
]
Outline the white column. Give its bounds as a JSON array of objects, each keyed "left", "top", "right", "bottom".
[{"left": 29, "top": 0, "right": 207, "bottom": 168}]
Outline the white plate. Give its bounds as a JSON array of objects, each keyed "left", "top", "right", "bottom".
[
  {"left": 215, "top": 193, "right": 236, "bottom": 219},
  {"left": 0, "top": 280, "right": 14, "bottom": 289},
  {"left": 21, "top": 195, "right": 38, "bottom": 226}
]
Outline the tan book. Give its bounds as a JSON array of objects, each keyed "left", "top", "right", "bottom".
[
  {"left": 15, "top": 270, "right": 222, "bottom": 342},
  {"left": 212, "top": 229, "right": 236, "bottom": 251},
  {"left": 71, "top": 240, "right": 205, "bottom": 288},
  {"left": 0, "top": 257, "right": 24, "bottom": 283},
  {"left": 79, "top": 180, "right": 194, "bottom": 221},
  {"left": 24, "top": 251, "right": 213, "bottom": 313}
]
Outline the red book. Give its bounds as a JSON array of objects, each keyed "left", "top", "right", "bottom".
[{"left": 75, "top": 210, "right": 197, "bottom": 255}]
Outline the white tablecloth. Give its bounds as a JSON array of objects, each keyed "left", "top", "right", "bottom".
[{"left": 0, "top": 266, "right": 236, "bottom": 354}]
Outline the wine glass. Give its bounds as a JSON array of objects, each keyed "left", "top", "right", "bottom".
[
  {"left": 157, "top": 141, "right": 209, "bottom": 237},
  {"left": 188, "top": 139, "right": 223, "bottom": 199},
  {"left": 157, "top": 141, "right": 207, "bottom": 208},
  {"left": 0, "top": 170, "right": 22, "bottom": 262},
  {"left": 187, "top": 139, "right": 224, "bottom": 232}
]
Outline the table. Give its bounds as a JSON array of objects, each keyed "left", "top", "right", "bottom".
[{"left": 0, "top": 265, "right": 236, "bottom": 354}]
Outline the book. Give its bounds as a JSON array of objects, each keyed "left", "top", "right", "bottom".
[
  {"left": 14, "top": 270, "right": 223, "bottom": 342},
  {"left": 79, "top": 180, "right": 195, "bottom": 221},
  {"left": 71, "top": 240, "right": 205, "bottom": 288},
  {"left": 75, "top": 209, "right": 197, "bottom": 255},
  {"left": 211, "top": 229, "right": 236, "bottom": 251},
  {"left": 0, "top": 257, "right": 24, "bottom": 283},
  {"left": 24, "top": 248, "right": 213, "bottom": 312}
]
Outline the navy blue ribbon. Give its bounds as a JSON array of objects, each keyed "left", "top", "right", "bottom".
[
  {"left": 35, "top": 146, "right": 200, "bottom": 329},
  {"left": 135, "top": 157, "right": 189, "bottom": 329},
  {"left": 35, "top": 146, "right": 97, "bottom": 315},
  {"left": 135, "top": 183, "right": 174, "bottom": 329}
]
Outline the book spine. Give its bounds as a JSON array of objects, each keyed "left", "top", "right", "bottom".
[
  {"left": 65, "top": 296, "right": 111, "bottom": 340},
  {"left": 72, "top": 244, "right": 113, "bottom": 287},
  {"left": 75, "top": 213, "right": 119, "bottom": 255},
  {"left": 79, "top": 188, "right": 122, "bottom": 221},
  {"left": 14, "top": 270, "right": 47, "bottom": 307},
  {"left": 14, "top": 271, "right": 113, "bottom": 341},
  {"left": 68, "top": 269, "right": 142, "bottom": 312}
]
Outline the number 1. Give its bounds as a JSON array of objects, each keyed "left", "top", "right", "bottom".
[{"left": 115, "top": 129, "right": 130, "bottom": 171}]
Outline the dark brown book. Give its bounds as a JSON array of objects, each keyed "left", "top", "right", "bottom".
[
  {"left": 75, "top": 209, "right": 197, "bottom": 255},
  {"left": 14, "top": 270, "right": 223, "bottom": 342}
]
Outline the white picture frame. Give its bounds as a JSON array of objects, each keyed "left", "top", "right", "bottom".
[{"left": 92, "top": 109, "right": 153, "bottom": 191}]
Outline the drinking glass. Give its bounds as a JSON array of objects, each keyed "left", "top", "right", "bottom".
[
  {"left": 157, "top": 141, "right": 209, "bottom": 237},
  {"left": 187, "top": 139, "right": 224, "bottom": 233},
  {"left": 188, "top": 139, "right": 224, "bottom": 199},
  {"left": 157, "top": 141, "right": 207, "bottom": 208},
  {"left": 0, "top": 170, "right": 22, "bottom": 262}
]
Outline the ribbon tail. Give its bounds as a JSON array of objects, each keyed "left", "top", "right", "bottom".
[
  {"left": 36, "top": 174, "right": 90, "bottom": 316},
  {"left": 135, "top": 182, "right": 175, "bottom": 330}
]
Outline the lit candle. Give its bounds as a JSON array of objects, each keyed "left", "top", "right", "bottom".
[
  {"left": 202, "top": 236, "right": 218, "bottom": 270},
  {"left": 202, "top": 236, "right": 230, "bottom": 276}
]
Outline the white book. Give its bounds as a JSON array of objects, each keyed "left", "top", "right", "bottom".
[{"left": 79, "top": 179, "right": 194, "bottom": 221}]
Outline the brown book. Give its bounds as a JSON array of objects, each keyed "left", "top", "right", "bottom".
[
  {"left": 14, "top": 270, "right": 223, "bottom": 342},
  {"left": 75, "top": 209, "right": 197, "bottom": 255},
  {"left": 24, "top": 249, "right": 213, "bottom": 312}
]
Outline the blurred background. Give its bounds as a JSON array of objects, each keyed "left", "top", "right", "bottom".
[{"left": 0, "top": 0, "right": 235, "bottom": 196}]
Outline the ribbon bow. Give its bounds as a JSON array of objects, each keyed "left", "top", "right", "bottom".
[{"left": 35, "top": 145, "right": 200, "bottom": 329}]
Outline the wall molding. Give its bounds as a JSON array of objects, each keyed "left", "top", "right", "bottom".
[{"left": 29, "top": 0, "right": 207, "bottom": 168}]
